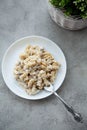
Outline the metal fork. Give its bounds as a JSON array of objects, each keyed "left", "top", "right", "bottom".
[{"left": 44, "top": 83, "right": 83, "bottom": 123}]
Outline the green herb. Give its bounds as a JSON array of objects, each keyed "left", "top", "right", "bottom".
[{"left": 50, "top": 0, "right": 87, "bottom": 19}]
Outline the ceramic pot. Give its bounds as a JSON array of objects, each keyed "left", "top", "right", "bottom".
[{"left": 47, "top": 1, "right": 87, "bottom": 30}]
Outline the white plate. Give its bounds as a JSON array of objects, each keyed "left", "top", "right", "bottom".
[{"left": 2, "top": 36, "right": 67, "bottom": 100}]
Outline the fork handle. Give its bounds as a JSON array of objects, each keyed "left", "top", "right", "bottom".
[{"left": 53, "top": 92, "right": 83, "bottom": 123}]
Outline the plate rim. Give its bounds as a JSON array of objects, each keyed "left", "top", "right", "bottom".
[{"left": 1, "top": 35, "right": 67, "bottom": 100}]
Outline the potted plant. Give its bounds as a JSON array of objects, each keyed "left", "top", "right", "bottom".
[{"left": 47, "top": 0, "right": 87, "bottom": 30}]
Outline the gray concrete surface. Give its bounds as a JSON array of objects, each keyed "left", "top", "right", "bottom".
[{"left": 0, "top": 0, "right": 87, "bottom": 130}]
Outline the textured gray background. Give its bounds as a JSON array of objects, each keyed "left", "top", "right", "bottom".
[{"left": 0, "top": 0, "right": 87, "bottom": 130}]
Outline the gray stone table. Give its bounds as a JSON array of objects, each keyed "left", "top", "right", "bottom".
[{"left": 0, "top": 0, "right": 87, "bottom": 130}]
